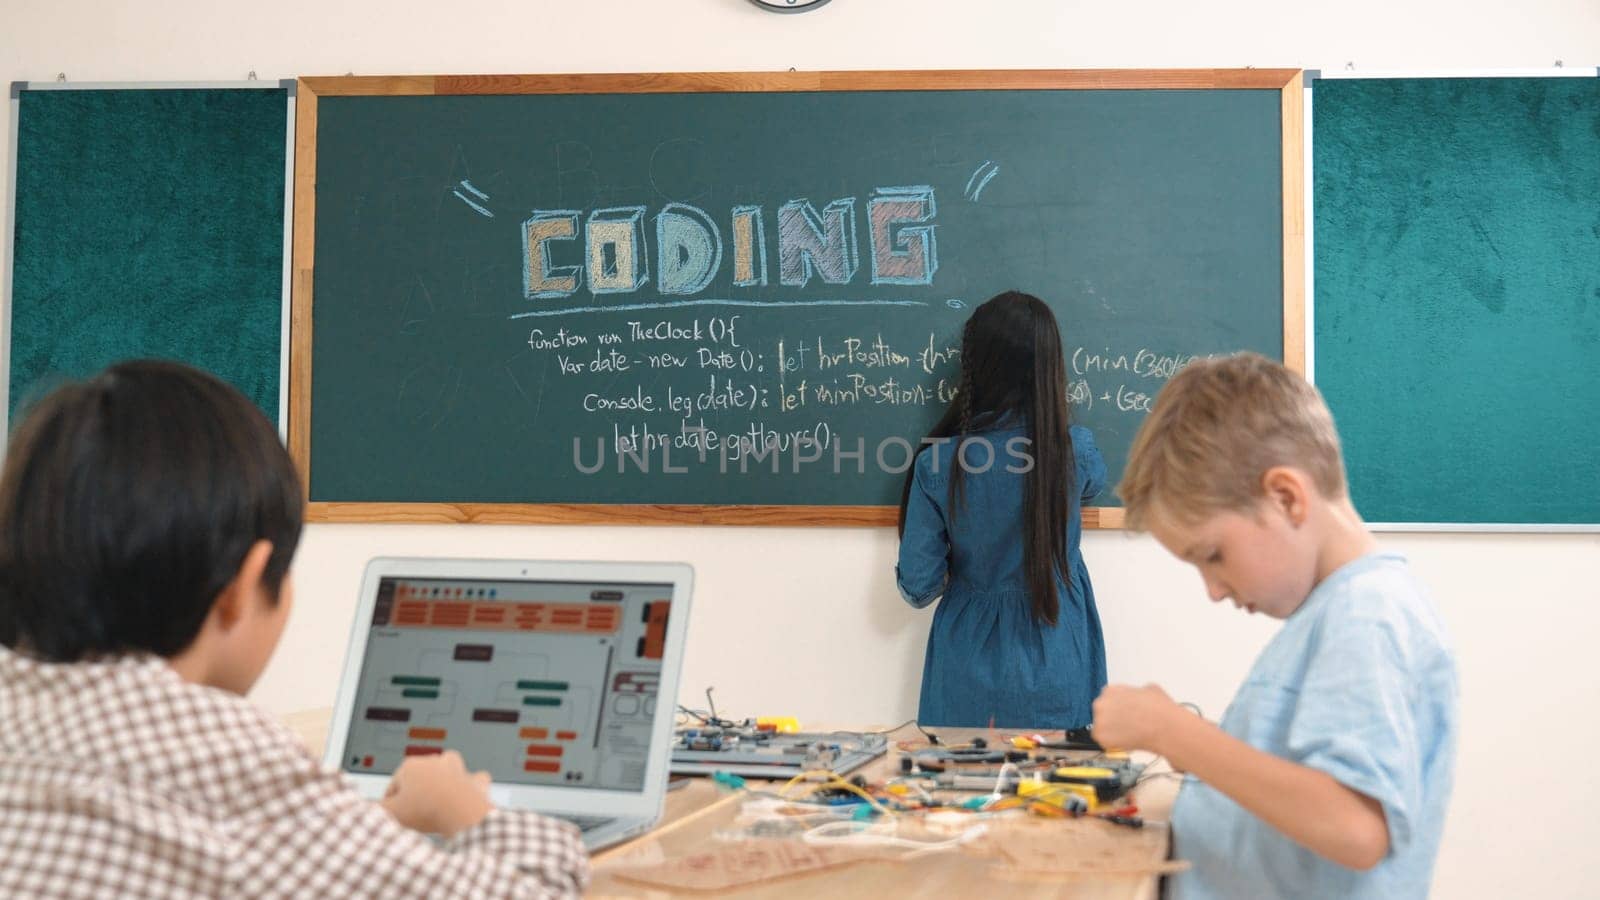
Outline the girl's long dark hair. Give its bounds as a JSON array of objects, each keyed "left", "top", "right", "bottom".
[{"left": 898, "top": 291, "right": 1075, "bottom": 626}]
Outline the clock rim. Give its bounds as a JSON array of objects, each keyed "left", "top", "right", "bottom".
[{"left": 747, "top": 0, "right": 833, "bottom": 12}]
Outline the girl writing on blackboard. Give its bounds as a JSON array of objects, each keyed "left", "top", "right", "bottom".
[{"left": 896, "top": 291, "right": 1108, "bottom": 728}]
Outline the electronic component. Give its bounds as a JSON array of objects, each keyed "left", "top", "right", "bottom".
[
  {"left": 1048, "top": 765, "right": 1139, "bottom": 803},
  {"left": 671, "top": 726, "right": 887, "bottom": 778}
]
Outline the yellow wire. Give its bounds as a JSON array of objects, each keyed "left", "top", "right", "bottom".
[{"left": 778, "top": 770, "right": 897, "bottom": 817}]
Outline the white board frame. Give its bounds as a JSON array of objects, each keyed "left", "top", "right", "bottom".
[
  {"left": 1, "top": 79, "right": 295, "bottom": 441},
  {"left": 1304, "top": 66, "right": 1600, "bottom": 532}
]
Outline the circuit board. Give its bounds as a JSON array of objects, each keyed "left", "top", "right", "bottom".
[{"left": 670, "top": 726, "right": 888, "bottom": 778}]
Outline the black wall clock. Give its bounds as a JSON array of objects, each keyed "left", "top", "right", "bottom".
[{"left": 747, "top": 0, "right": 832, "bottom": 12}]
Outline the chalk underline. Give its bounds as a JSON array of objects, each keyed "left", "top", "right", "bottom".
[{"left": 508, "top": 298, "right": 943, "bottom": 319}]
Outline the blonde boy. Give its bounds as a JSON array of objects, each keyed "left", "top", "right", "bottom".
[{"left": 1092, "top": 353, "right": 1457, "bottom": 899}]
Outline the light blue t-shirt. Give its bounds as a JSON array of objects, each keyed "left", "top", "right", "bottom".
[{"left": 1168, "top": 552, "right": 1458, "bottom": 900}]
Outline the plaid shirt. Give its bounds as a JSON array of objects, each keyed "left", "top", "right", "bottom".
[{"left": 0, "top": 646, "right": 589, "bottom": 898}]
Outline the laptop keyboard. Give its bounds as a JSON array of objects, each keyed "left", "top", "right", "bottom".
[{"left": 554, "top": 814, "right": 614, "bottom": 833}]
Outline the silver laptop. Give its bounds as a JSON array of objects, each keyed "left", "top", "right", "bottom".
[{"left": 324, "top": 557, "right": 693, "bottom": 851}]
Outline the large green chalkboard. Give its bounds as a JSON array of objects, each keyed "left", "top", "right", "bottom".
[
  {"left": 6, "top": 85, "right": 287, "bottom": 429},
  {"left": 1314, "top": 76, "right": 1600, "bottom": 526},
  {"left": 302, "top": 73, "right": 1296, "bottom": 519}
]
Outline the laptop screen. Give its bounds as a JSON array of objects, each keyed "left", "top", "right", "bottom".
[{"left": 339, "top": 575, "right": 674, "bottom": 793}]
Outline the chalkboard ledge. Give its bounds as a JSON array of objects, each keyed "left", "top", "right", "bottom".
[{"left": 306, "top": 502, "right": 1127, "bottom": 529}]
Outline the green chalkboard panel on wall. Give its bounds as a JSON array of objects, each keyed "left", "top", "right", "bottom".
[
  {"left": 294, "top": 71, "right": 1304, "bottom": 525},
  {"left": 1313, "top": 75, "right": 1600, "bottom": 527},
  {"left": 5, "top": 84, "right": 288, "bottom": 430}
]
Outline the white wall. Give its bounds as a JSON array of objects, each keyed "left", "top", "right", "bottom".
[{"left": 4, "top": 2, "right": 1599, "bottom": 897}]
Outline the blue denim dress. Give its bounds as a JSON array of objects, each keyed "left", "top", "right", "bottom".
[{"left": 896, "top": 423, "right": 1107, "bottom": 728}]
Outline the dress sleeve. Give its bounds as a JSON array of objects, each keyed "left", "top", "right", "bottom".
[
  {"left": 1071, "top": 425, "right": 1108, "bottom": 504},
  {"left": 895, "top": 449, "right": 950, "bottom": 609}
]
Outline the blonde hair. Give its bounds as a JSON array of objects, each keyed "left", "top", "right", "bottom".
[{"left": 1119, "top": 352, "right": 1347, "bottom": 531}]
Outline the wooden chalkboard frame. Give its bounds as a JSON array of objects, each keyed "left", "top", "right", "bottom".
[{"left": 292, "top": 70, "right": 1305, "bottom": 526}]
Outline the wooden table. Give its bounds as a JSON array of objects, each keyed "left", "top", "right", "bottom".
[{"left": 283, "top": 711, "right": 1178, "bottom": 898}]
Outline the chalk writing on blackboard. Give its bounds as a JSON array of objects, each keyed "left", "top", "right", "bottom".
[
  {"left": 451, "top": 179, "right": 494, "bottom": 218},
  {"left": 516, "top": 182, "right": 944, "bottom": 316},
  {"left": 515, "top": 307, "right": 1199, "bottom": 474}
]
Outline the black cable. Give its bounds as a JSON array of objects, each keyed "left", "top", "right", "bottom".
[
  {"left": 676, "top": 705, "right": 739, "bottom": 730},
  {"left": 827, "top": 719, "right": 918, "bottom": 737}
]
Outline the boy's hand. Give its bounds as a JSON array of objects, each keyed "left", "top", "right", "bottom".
[
  {"left": 380, "top": 750, "right": 493, "bottom": 838},
  {"left": 1091, "top": 683, "right": 1186, "bottom": 754}
]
